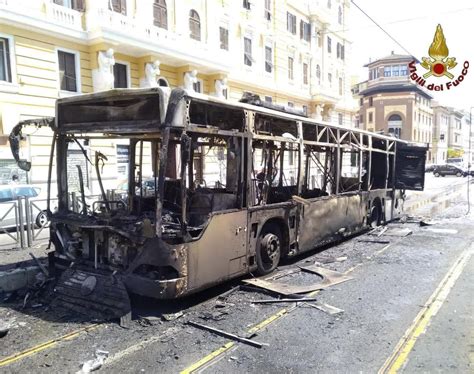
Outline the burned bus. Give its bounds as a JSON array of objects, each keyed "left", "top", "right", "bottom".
[{"left": 10, "top": 87, "right": 426, "bottom": 320}]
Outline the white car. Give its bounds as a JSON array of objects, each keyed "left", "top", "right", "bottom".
[{"left": 0, "top": 185, "right": 50, "bottom": 230}]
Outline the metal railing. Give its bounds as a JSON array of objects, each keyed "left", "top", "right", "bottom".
[{"left": 0, "top": 189, "right": 124, "bottom": 249}]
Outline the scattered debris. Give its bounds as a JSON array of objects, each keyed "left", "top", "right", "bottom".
[
  {"left": 358, "top": 239, "right": 390, "bottom": 244},
  {"left": 200, "top": 309, "right": 229, "bottom": 321},
  {"left": 187, "top": 321, "right": 266, "bottom": 348},
  {"left": 377, "top": 227, "right": 388, "bottom": 237},
  {"left": 251, "top": 297, "right": 319, "bottom": 304},
  {"left": 78, "top": 350, "right": 109, "bottom": 373},
  {"left": 0, "top": 266, "right": 41, "bottom": 293},
  {"left": 53, "top": 269, "right": 131, "bottom": 327},
  {"left": 317, "top": 256, "right": 348, "bottom": 264},
  {"left": 243, "top": 265, "right": 352, "bottom": 296},
  {"left": 302, "top": 302, "right": 344, "bottom": 315},
  {"left": 29, "top": 252, "right": 49, "bottom": 277},
  {"left": 162, "top": 311, "right": 184, "bottom": 321}
]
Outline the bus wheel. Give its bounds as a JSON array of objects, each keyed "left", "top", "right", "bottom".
[
  {"left": 369, "top": 204, "right": 381, "bottom": 228},
  {"left": 256, "top": 224, "right": 282, "bottom": 275}
]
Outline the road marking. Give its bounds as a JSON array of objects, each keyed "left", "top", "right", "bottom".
[
  {"left": 379, "top": 245, "right": 473, "bottom": 374},
  {"left": 180, "top": 243, "right": 392, "bottom": 373},
  {"left": 0, "top": 323, "right": 100, "bottom": 367}
]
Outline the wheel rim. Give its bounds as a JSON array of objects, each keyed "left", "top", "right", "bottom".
[
  {"left": 37, "top": 212, "right": 49, "bottom": 227},
  {"left": 260, "top": 233, "right": 280, "bottom": 271}
]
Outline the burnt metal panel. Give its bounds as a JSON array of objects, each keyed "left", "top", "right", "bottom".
[
  {"left": 297, "top": 193, "right": 367, "bottom": 253},
  {"left": 395, "top": 142, "right": 428, "bottom": 191},
  {"left": 56, "top": 88, "right": 166, "bottom": 134}
]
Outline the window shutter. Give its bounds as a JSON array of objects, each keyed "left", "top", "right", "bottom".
[
  {"left": 120, "top": 0, "right": 126, "bottom": 15},
  {"left": 58, "top": 51, "right": 66, "bottom": 91},
  {"left": 64, "top": 52, "right": 77, "bottom": 92},
  {"left": 72, "top": 0, "right": 85, "bottom": 11},
  {"left": 300, "top": 20, "right": 303, "bottom": 39}
]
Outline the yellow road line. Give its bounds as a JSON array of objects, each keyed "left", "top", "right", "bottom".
[
  {"left": 0, "top": 324, "right": 100, "bottom": 367},
  {"left": 379, "top": 245, "right": 473, "bottom": 374},
  {"left": 181, "top": 243, "right": 392, "bottom": 373}
]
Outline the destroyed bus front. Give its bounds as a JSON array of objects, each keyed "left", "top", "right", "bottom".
[{"left": 50, "top": 88, "right": 193, "bottom": 301}]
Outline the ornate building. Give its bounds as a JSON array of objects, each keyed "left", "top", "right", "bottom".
[{"left": 0, "top": 0, "right": 355, "bottom": 186}]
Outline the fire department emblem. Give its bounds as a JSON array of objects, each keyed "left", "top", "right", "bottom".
[{"left": 420, "top": 24, "right": 457, "bottom": 79}]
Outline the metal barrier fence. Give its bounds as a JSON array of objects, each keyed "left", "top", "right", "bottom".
[{"left": 0, "top": 190, "right": 123, "bottom": 249}]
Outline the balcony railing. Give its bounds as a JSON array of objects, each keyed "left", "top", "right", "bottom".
[{"left": 44, "top": 2, "right": 83, "bottom": 31}]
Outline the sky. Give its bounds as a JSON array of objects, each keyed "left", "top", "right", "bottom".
[{"left": 348, "top": 0, "right": 474, "bottom": 113}]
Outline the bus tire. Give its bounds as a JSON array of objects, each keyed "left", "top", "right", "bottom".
[
  {"left": 369, "top": 202, "right": 381, "bottom": 228},
  {"left": 256, "top": 223, "right": 282, "bottom": 275}
]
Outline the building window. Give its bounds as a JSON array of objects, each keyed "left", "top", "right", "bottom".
[
  {"left": 109, "top": 0, "right": 126, "bottom": 15},
  {"left": 287, "top": 12, "right": 296, "bottom": 34},
  {"left": 189, "top": 10, "right": 201, "bottom": 41},
  {"left": 317, "top": 29, "right": 322, "bottom": 47},
  {"left": 153, "top": 0, "right": 167, "bottom": 29},
  {"left": 369, "top": 97, "right": 373, "bottom": 106},
  {"left": 336, "top": 43, "right": 341, "bottom": 58},
  {"left": 338, "top": 113, "right": 343, "bottom": 125},
  {"left": 193, "top": 79, "right": 202, "bottom": 93},
  {"left": 384, "top": 66, "right": 391, "bottom": 77},
  {"left": 440, "top": 133, "right": 445, "bottom": 141},
  {"left": 0, "top": 37, "right": 12, "bottom": 83},
  {"left": 400, "top": 65, "right": 408, "bottom": 75},
  {"left": 113, "top": 63, "right": 128, "bottom": 88},
  {"left": 243, "top": 0, "right": 251, "bottom": 10},
  {"left": 316, "top": 64, "right": 321, "bottom": 84},
  {"left": 327, "top": 0, "right": 331, "bottom": 8},
  {"left": 244, "top": 37, "right": 252, "bottom": 66},
  {"left": 359, "top": 98, "right": 363, "bottom": 106},
  {"left": 54, "top": 0, "right": 85, "bottom": 11},
  {"left": 338, "top": 77, "right": 343, "bottom": 95},
  {"left": 327, "top": 37, "right": 332, "bottom": 53},
  {"left": 328, "top": 72, "right": 332, "bottom": 86},
  {"left": 300, "top": 21, "right": 311, "bottom": 42},
  {"left": 303, "top": 105, "right": 308, "bottom": 115},
  {"left": 264, "top": 0, "right": 271, "bottom": 20},
  {"left": 58, "top": 50, "right": 78, "bottom": 92},
  {"left": 392, "top": 65, "right": 400, "bottom": 76},
  {"left": 265, "top": 96, "right": 272, "bottom": 103},
  {"left": 288, "top": 57, "right": 294, "bottom": 80},
  {"left": 303, "top": 63, "right": 308, "bottom": 85},
  {"left": 369, "top": 112, "right": 373, "bottom": 123},
  {"left": 265, "top": 46, "right": 273, "bottom": 73},
  {"left": 288, "top": 102, "right": 294, "bottom": 108},
  {"left": 338, "top": 6, "right": 342, "bottom": 24},
  {"left": 220, "top": 27, "right": 229, "bottom": 50}
]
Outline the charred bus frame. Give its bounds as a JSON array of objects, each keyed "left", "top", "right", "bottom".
[{"left": 10, "top": 87, "right": 427, "bottom": 306}]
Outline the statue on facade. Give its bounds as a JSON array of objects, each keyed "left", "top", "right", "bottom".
[
  {"left": 183, "top": 70, "right": 198, "bottom": 91},
  {"left": 92, "top": 48, "right": 115, "bottom": 91},
  {"left": 314, "top": 104, "right": 323, "bottom": 121},
  {"left": 140, "top": 60, "right": 161, "bottom": 88},
  {"left": 214, "top": 78, "right": 228, "bottom": 99}
]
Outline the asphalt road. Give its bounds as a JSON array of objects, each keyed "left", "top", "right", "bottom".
[{"left": 0, "top": 176, "right": 473, "bottom": 373}]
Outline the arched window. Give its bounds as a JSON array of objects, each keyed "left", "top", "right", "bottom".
[
  {"left": 388, "top": 114, "right": 403, "bottom": 138},
  {"left": 338, "top": 6, "right": 342, "bottom": 24},
  {"left": 158, "top": 77, "right": 169, "bottom": 87},
  {"left": 189, "top": 10, "right": 201, "bottom": 41},
  {"left": 388, "top": 114, "right": 402, "bottom": 121},
  {"left": 153, "top": 0, "right": 167, "bottom": 29}
]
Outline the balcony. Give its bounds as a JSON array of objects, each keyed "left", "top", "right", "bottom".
[
  {"left": 44, "top": 2, "right": 82, "bottom": 31},
  {"left": 87, "top": 8, "right": 232, "bottom": 73},
  {"left": 0, "top": 0, "right": 86, "bottom": 38}
]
